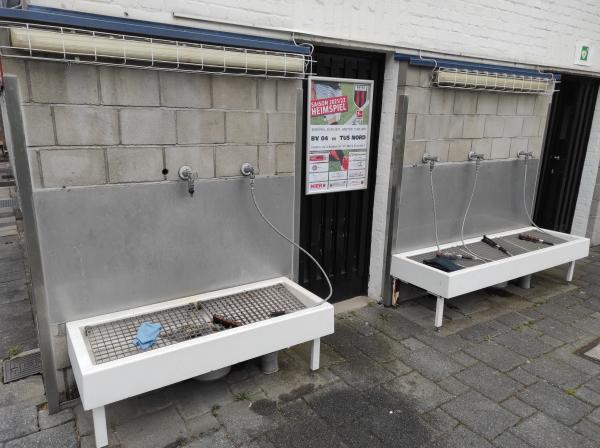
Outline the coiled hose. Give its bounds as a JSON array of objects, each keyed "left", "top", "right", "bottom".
[{"left": 249, "top": 177, "right": 333, "bottom": 304}]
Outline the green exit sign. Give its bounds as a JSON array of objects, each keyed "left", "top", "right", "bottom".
[{"left": 575, "top": 42, "right": 592, "bottom": 66}]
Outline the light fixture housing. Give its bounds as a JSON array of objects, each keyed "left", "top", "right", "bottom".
[
  {"left": 1, "top": 23, "right": 311, "bottom": 78},
  {"left": 432, "top": 67, "right": 555, "bottom": 94}
]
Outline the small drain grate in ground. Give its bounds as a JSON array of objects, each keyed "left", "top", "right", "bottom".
[
  {"left": 577, "top": 338, "right": 600, "bottom": 365},
  {"left": 2, "top": 349, "right": 42, "bottom": 383}
]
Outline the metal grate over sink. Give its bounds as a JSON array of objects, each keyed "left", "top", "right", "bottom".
[{"left": 84, "top": 284, "right": 306, "bottom": 364}]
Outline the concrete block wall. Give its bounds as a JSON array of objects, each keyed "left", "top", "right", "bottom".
[
  {"left": 399, "top": 63, "right": 550, "bottom": 166},
  {"left": 4, "top": 59, "right": 299, "bottom": 190}
]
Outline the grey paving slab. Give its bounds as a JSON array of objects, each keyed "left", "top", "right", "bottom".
[
  {"left": 549, "top": 343, "right": 600, "bottom": 377},
  {"left": 450, "top": 350, "right": 479, "bottom": 367},
  {"left": 493, "top": 431, "right": 535, "bottom": 448},
  {"left": 403, "top": 347, "right": 464, "bottom": 381},
  {"left": 216, "top": 398, "right": 282, "bottom": 445},
  {"left": 38, "top": 407, "right": 74, "bottom": 430},
  {"left": 107, "top": 388, "right": 172, "bottom": 427},
  {"left": 573, "top": 419, "right": 600, "bottom": 443},
  {"left": 0, "top": 404, "right": 38, "bottom": 443},
  {"left": 500, "top": 397, "right": 536, "bottom": 418},
  {"left": 510, "top": 413, "right": 595, "bottom": 448},
  {"left": 328, "top": 352, "right": 395, "bottom": 391},
  {"left": 170, "top": 379, "right": 233, "bottom": 420},
  {"left": 493, "top": 330, "right": 553, "bottom": 359},
  {"left": 459, "top": 320, "right": 511, "bottom": 343},
  {"left": 441, "top": 390, "right": 519, "bottom": 439},
  {"left": 266, "top": 415, "right": 346, "bottom": 448},
  {"left": 437, "top": 376, "right": 470, "bottom": 396},
  {"left": 455, "top": 363, "right": 521, "bottom": 402},
  {"left": 0, "top": 300, "right": 38, "bottom": 358},
  {"left": 382, "top": 372, "right": 453, "bottom": 413},
  {"left": 586, "top": 407, "right": 600, "bottom": 426},
  {"left": 464, "top": 341, "right": 527, "bottom": 372},
  {"left": 183, "top": 429, "right": 236, "bottom": 448},
  {"left": 350, "top": 331, "right": 410, "bottom": 363},
  {"left": 574, "top": 384, "right": 600, "bottom": 406},
  {"left": 413, "top": 332, "right": 466, "bottom": 354},
  {"left": 495, "top": 312, "right": 535, "bottom": 329},
  {"left": 333, "top": 421, "right": 385, "bottom": 448},
  {"left": 4, "top": 422, "right": 77, "bottom": 448},
  {"left": 114, "top": 406, "right": 188, "bottom": 448},
  {"left": 182, "top": 412, "right": 221, "bottom": 438},
  {"left": 506, "top": 367, "right": 538, "bottom": 386},
  {"left": 358, "top": 386, "right": 432, "bottom": 447},
  {"left": 0, "top": 375, "right": 45, "bottom": 408},
  {"left": 533, "top": 316, "right": 588, "bottom": 342},
  {"left": 303, "top": 382, "right": 373, "bottom": 427},
  {"left": 426, "top": 425, "right": 494, "bottom": 448},
  {"left": 422, "top": 407, "right": 459, "bottom": 435},
  {"left": 522, "top": 356, "right": 591, "bottom": 388},
  {"left": 518, "top": 381, "right": 592, "bottom": 426}
]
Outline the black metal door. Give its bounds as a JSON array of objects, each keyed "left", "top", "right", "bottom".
[
  {"left": 535, "top": 75, "right": 600, "bottom": 232},
  {"left": 299, "top": 47, "right": 384, "bottom": 302}
]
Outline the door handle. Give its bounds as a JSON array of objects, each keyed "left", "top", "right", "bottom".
[{"left": 552, "top": 155, "right": 560, "bottom": 160}]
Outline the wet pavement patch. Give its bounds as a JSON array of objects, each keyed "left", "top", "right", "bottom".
[{"left": 250, "top": 399, "right": 277, "bottom": 417}]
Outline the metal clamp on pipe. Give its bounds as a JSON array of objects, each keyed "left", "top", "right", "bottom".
[
  {"left": 422, "top": 153, "right": 439, "bottom": 172},
  {"left": 178, "top": 166, "right": 198, "bottom": 197}
]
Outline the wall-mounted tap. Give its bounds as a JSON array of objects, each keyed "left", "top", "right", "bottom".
[
  {"left": 241, "top": 163, "right": 256, "bottom": 178},
  {"left": 517, "top": 150, "right": 534, "bottom": 159},
  {"left": 468, "top": 151, "right": 485, "bottom": 168},
  {"left": 178, "top": 166, "right": 198, "bottom": 197},
  {"left": 422, "top": 153, "right": 439, "bottom": 171}
]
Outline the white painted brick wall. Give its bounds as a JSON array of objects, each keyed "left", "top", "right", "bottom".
[{"left": 29, "top": 0, "right": 600, "bottom": 73}]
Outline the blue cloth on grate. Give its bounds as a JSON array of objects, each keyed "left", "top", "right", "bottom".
[{"left": 133, "top": 322, "right": 162, "bottom": 350}]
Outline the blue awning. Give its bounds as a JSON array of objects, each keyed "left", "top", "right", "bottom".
[
  {"left": 395, "top": 53, "right": 559, "bottom": 80},
  {"left": 0, "top": 6, "right": 310, "bottom": 55}
]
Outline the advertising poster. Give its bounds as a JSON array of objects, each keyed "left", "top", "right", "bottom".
[{"left": 306, "top": 76, "right": 374, "bottom": 195}]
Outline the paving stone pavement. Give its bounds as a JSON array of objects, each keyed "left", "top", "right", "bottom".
[{"left": 7, "top": 247, "right": 600, "bottom": 447}]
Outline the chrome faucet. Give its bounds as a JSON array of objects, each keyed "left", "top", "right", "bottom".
[
  {"left": 422, "top": 153, "right": 439, "bottom": 171},
  {"left": 517, "top": 150, "right": 534, "bottom": 159},
  {"left": 178, "top": 166, "right": 198, "bottom": 197},
  {"left": 468, "top": 151, "right": 485, "bottom": 168}
]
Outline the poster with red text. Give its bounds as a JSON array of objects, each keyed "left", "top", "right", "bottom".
[{"left": 306, "top": 76, "right": 374, "bottom": 195}]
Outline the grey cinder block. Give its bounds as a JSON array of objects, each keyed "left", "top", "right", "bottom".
[
  {"left": 40, "top": 149, "right": 106, "bottom": 187},
  {"left": 213, "top": 76, "right": 257, "bottom": 110},
  {"left": 497, "top": 95, "right": 518, "bottom": 115},
  {"left": 276, "top": 144, "right": 294, "bottom": 173},
  {"left": 99, "top": 67, "right": 159, "bottom": 106},
  {"left": 415, "top": 115, "right": 461, "bottom": 140},
  {"left": 426, "top": 140, "right": 450, "bottom": 162},
  {"left": 107, "top": 147, "right": 164, "bottom": 183},
  {"left": 448, "top": 139, "right": 472, "bottom": 162},
  {"left": 404, "top": 140, "right": 427, "bottom": 165},
  {"left": 491, "top": 138, "right": 511, "bottom": 159},
  {"left": 405, "top": 87, "right": 432, "bottom": 114},
  {"left": 453, "top": 91, "right": 477, "bottom": 114},
  {"left": 54, "top": 106, "right": 119, "bottom": 146},
  {"left": 28, "top": 150, "right": 43, "bottom": 189},
  {"left": 226, "top": 112, "right": 268, "bottom": 143},
  {"left": 23, "top": 105, "right": 54, "bottom": 147},
  {"left": 176, "top": 110, "right": 225, "bottom": 144},
  {"left": 471, "top": 138, "right": 493, "bottom": 159},
  {"left": 165, "top": 146, "right": 214, "bottom": 180},
  {"left": 258, "top": 145, "right": 276, "bottom": 175},
  {"left": 476, "top": 93, "right": 498, "bottom": 115},
  {"left": 510, "top": 138, "right": 528, "bottom": 158},
  {"left": 120, "top": 108, "right": 176, "bottom": 145},
  {"left": 277, "top": 80, "right": 300, "bottom": 111},
  {"left": 258, "top": 79, "right": 277, "bottom": 111},
  {"left": 268, "top": 113, "right": 296, "bottom": 143},
  {"left": 462, "top": 116, "right": 486, "bottom": 138},
  {"left": 517, "top": 96, "right": 536, "bottom": 115},
  {"left": 29, "top": 61, "right": 99, "bottom": 104},
  {"left": 159, "top": 71, "right": 211, "bottom": 108},
  {"left": 406, "top": 114, "right": 417, "bottom": 140},
  {"left": 215, "top": 145, "right": 258, "bottom": 177},
  {"left": 503, "top": 116, "right": 524, "bottom": 137},
  {"left": 484, "top": 116, "right": 505, "bottom": 137},
  {"left": 430, "top": 89, "right": 455, "bottom": 114},
  {"left": 523, "top": 116, "right": 541, "bottom": 137}
]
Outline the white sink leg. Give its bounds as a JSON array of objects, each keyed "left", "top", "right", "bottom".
[
  {"left": 310, "top": 338, "right": 320, "bottom": 371},
  {"left": 92, "top": 406, "right": 108, "bottom": 448},
  {"left": 566, "top": 261, "right": 576, "bottom": 282},
  {"left": 435, "top": 296, "right": 444, "bottom": 328}
]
